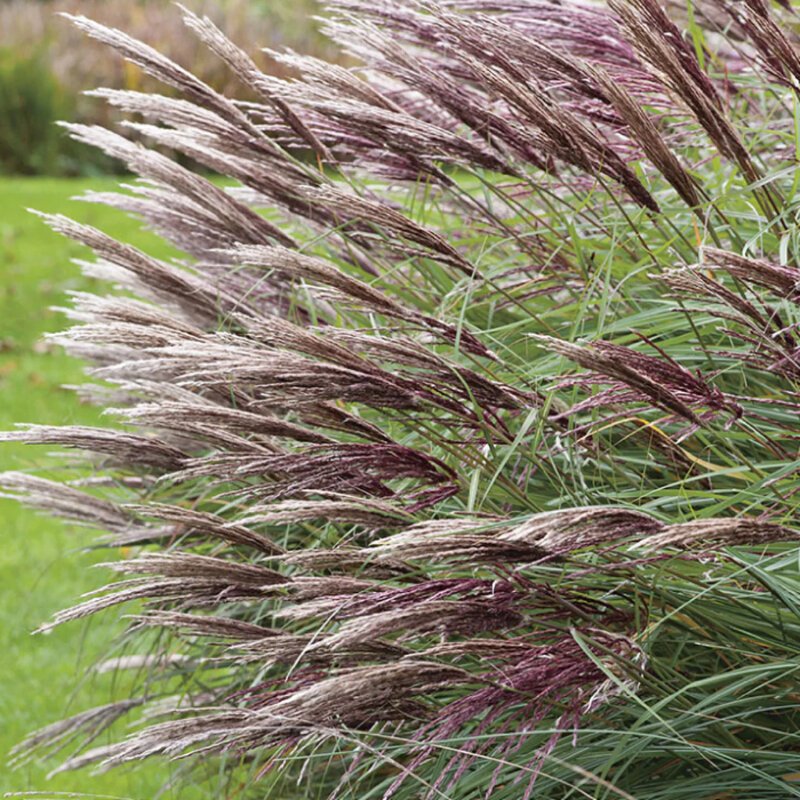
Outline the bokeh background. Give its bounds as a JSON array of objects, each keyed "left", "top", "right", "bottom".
[
  {"left": 0, "top": 0, "right": 335, "bottom": 175},
  {"left": 0, "top": 2, "right": 327, "bottom": 795}
]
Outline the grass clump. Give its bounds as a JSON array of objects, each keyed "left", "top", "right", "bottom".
[{"left": 4, "top": 1, "right": 800, "bottom": 799}]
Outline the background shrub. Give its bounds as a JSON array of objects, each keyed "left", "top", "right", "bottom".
[
  {"left": 0, "top": 47, "right": 120, "bottom": 176},
  {"left": 0, "top": 48, "right": 70, "bottom": 175}
]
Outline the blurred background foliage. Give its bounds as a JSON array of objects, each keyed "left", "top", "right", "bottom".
[{"left": 0, "top": 0, "right": 336, "bottom": 176}]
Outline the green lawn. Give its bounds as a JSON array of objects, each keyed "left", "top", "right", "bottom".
[{"left": 0, "top": 177, "right": 208, "bottom": 798}]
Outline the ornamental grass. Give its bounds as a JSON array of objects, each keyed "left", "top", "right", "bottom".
[{"left": 5, "top": 1, "right": 800, "bottom": 797}]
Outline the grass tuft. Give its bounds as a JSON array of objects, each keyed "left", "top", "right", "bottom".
[{"left": 6, "top": 1, "right": 800, "bottom": 798}]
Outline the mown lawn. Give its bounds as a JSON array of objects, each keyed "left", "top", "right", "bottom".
[{"left": 0, "top": 177, "right": 209, "bottom": 797}]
